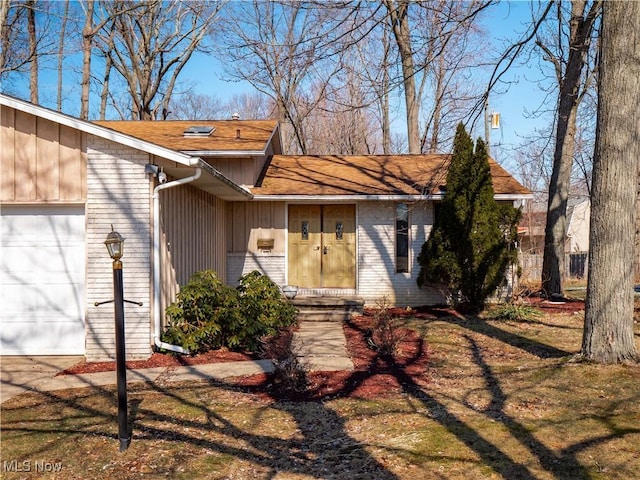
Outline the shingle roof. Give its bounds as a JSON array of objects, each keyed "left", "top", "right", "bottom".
[
  {"left": 252, "top": 154, "right": 531, "bottom": 197},
  {"left": 93, "top": 120, "right": 278, "bottom": 153}
]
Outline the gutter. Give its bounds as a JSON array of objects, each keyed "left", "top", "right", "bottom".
[
  {"left": 250, "top": 193, "right": 533, "bottom": 202},
  {"left": 152, "top": 166, "right": 202, "bottom": 354}
]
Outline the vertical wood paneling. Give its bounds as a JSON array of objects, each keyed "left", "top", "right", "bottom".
[
  {"left": 59, "top": 125, "right": 85, "bottom": 201},
  {"left": 0, "top": 106, "right": 15, "bottom": 201},
  {"left": 1, "top": 107, "right": 86, "bottom": 203},
  {"left": 14, "top": 111, "right": 37, "bottom": 200},
  {"left": 36, "top": 118, "right": 60, "bottom": 200},
  {"left": 160, "top": 184, "right": 228, "bottom": 315},
  {"left": 226, "top": 201, "right": 286, "bottom": 253}
]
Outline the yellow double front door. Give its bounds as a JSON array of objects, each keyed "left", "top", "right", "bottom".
[{"left": 288, "top": 205, "right": 356, "bottom": 288}]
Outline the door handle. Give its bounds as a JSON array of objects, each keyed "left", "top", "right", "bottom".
[
  {"left": 313, "top": 245, "right": 320, "bottom": 251},
  {"left": 323, "top": 246, "right": 330, "bottom": 254}
]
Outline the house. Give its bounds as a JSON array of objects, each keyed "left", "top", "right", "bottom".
[
  {"left": 0, "top": 94, "right": 532, "bottom": 361},
  {"left": 518, "top": 197, "right": 591, "bottom": 281}
]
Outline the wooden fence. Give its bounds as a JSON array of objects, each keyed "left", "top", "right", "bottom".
[{"left": 519, "top": 252, "right": 588, "bottom": 284}]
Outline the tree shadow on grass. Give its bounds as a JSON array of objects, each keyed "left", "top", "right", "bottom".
[
  {"left": 444, "top": 314, "right": 573, "bottom": 359},
  {"left": 2, "top": 313, "right": 638, "bottom": 479},
  {"left": 1, "top": 358, "right": 399, "bottom": 479}
]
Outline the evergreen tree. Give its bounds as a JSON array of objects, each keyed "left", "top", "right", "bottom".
[{"left": 417, "top": 123, "right": 520, "bottom": 312}]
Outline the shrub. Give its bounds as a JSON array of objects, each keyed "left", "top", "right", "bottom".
[
  {"left": 485, "top": 303, "right": 542, "bottom": 322},
  {"left": 235, "top": 270, "right": 298, "bottom": 351},
  {"left": 162, "top": 270, "right": 298, "bottom": 354},
  {"left": 417, "top": 123, "right": 520, "bottom": 313},
  {"left": 260, "top": 327, "right": 309, "bottom": 397},
  {"left": 367, "top": 298, "right": 407, "bottom": 357}
]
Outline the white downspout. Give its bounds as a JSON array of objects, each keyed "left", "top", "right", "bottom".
[{"left": 152, "top": 167, "right": 202, "bottom": 354}]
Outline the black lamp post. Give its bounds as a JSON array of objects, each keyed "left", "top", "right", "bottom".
[{"left": 104, "top": 226, "right": 130, "bottom": 452}]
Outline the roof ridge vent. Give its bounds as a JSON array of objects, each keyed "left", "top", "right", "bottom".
[{"left": 183, "top": 125, "right": 215, "bottom": 137}]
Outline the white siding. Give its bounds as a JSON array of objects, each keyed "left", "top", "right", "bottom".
[
  {"left": 357, "top": 201, "right": 445, "bottom": 307},
  {"left": 85, "top": 136, "right": 152, "bottom": 361},
  {"left": 227, "top": 253, "right": 286, "bottom": 287}
]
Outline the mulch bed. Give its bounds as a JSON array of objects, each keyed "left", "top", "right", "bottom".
[
  {"left": 59, "top": 313, "right": 433, "bottom": 401},
  {"left": 59, "top": 349, "right": 260, "bottom": 376},
  {"left": 59, "top": 300, "right": 599, "bottom": 400}
]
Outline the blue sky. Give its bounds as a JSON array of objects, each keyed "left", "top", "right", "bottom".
[
  {"left": 175, "top": 1, "right": 554, "bottom": 168},
  {"left": 5, "top": 1, "right": 554, "bottom": 171}
]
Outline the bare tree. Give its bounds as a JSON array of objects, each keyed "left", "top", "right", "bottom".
[
  {"left": 1, "top": 1, "right": 31, "bottom": 81},
  {"left": 26, "top": 0, "right": 38, "bottom": 103},
  {"left": 582, "top": 0, "right": 639, "bottom": 364},
  {"left": 95, "top": 0, "right": 221, "bottom": 120},
  {"left": 383, "top": 0, "right": 420, "bottom": 153},
  {"left": 79, "top": 0, "right": 133, "bottom": 120},
  {"left": 56, "top": 0, "right": 69, "bottom": 111},
  {"left": 217, "top": 0, "right": 351, "bottom": 153},
  {"left": 1, "top": 0, "right": 55, "bottom": 99},
  {"left": 382, "top": 0, "right": 492, "bottom": 154},
  {"left": 540, "top": 0, "right": 601, "bottom": 296}
]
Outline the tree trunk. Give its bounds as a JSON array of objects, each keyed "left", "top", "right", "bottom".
[
  {"left": 80, "top": 0, "right": 94, "bottom": 120},
  {"left": 56, "top": 0, "right": 69, "bottom": 111},
  {"left": 541, "top": 0, "right": 599, "bottom": 296},
  {"left": 27, "top": 0, "right": 38, "bottom": 104},
  {"left": 384, "top": 0, "right": 420, "bottom": 154},
  {"left": 636, "top": 170, "right": 640, "bottom": 282},
  {"left": 582, "top": 0, "right": 639, "bottom": 363}
]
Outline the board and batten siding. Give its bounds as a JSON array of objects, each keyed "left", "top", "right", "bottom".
[
  {"left": 85, "top": 136, "right": 152, "bottom": 361},
  {"left": 357, "top": 201, "right": 445, "bottom": 307},
  {"left": 226, "top": 201, "right": 286, "bottom": 287},
  {"left": 1, "top": 106, "right": 86, "bottom": 203},
  {"left": 159, "top": 184, "right": 228, "bottom": 326}
]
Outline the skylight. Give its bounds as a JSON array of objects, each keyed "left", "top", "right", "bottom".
[{"left": 183, "top": 126, "right": 215, "bottom": 137}]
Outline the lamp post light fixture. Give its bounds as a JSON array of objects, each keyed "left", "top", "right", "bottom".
[{"left": 104, "top": 225, "right": 130, "bottom": 452}]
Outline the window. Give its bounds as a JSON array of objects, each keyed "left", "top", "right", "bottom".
[{"left": 396, "top": 203, "right": 409, "bottom": 273}]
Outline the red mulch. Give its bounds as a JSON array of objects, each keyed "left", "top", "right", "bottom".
[
  {"left": 522, "top": 296, "right": 586, "bottom": 314},
  {"left": 59, "top": 349, "right": 260, "bottom": 376},
  {"left": 57, "top": 300, "right": 593, "bottom": 400},
  {"left": 59, "top": 314, "right": 432, "bottom": 401}
]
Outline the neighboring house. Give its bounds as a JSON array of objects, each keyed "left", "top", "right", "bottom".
[
  {"left": 518, "top": 197, "right": 591, "bottom": 281},
  {"left": 519, "top": 197, "right": 590, "bottom": 254},
  {"left": 0, "top": 94, "right": 532, "bottom": 361},
  {"left": 565, "top": 197, "right": 590, "bottom": 253}
]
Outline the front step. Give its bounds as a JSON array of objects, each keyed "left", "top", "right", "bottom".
[{"left": 291, "top": 295, "right": 364, "bottom": 322}]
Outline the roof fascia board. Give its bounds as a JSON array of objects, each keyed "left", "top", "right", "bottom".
[
  {"left": 251, "top": 193, "right": 533, "bottom": 201},
  {"left": 266, "top": 123, "right": 282, "bottom": 154},
  {"left": 194, "top": 159, "right": 253, "bottom": 199},
  {"left": 181, "top": 150, "right": 266, "bottom": 157},
  {"left": 251, "top": 195, "right": 445, "bottom": 201}
]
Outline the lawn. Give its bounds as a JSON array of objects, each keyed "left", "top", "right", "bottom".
[{"left": 1, "top": 303, "right": 639, "bottom": 479}]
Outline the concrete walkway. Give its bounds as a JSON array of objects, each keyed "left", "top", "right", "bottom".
[{"left": 1, "top": 321, "right": 352, "bottom": 404}]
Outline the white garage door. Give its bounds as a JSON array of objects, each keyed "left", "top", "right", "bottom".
[{"left": 1, "top": 206, "right": 86, "bottom": 355}]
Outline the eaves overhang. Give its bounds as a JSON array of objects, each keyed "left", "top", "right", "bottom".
[
  {"left": 251, "top": 193, "right": 533, "bottom": 202},
  {"left": 180, "top": 150, "right": 267, "bottom": 157}
]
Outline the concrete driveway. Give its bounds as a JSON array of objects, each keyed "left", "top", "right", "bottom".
[{"left": 1, "top": 356, "right": 83, "bottom": 404}]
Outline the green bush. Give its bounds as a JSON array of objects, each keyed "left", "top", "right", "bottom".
[
  {"left": 417, "top": 123, "right": 520, "bottom": 313},
  {"left": 485, "top": 303, "right": 542, "bottom": 322},
  {"left": 162, "top": 270, "right": 297, "bottom": 354}
]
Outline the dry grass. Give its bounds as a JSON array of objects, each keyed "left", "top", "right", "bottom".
[{"left": 1, "top": 309, "right": 639, "bottom": 479}]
